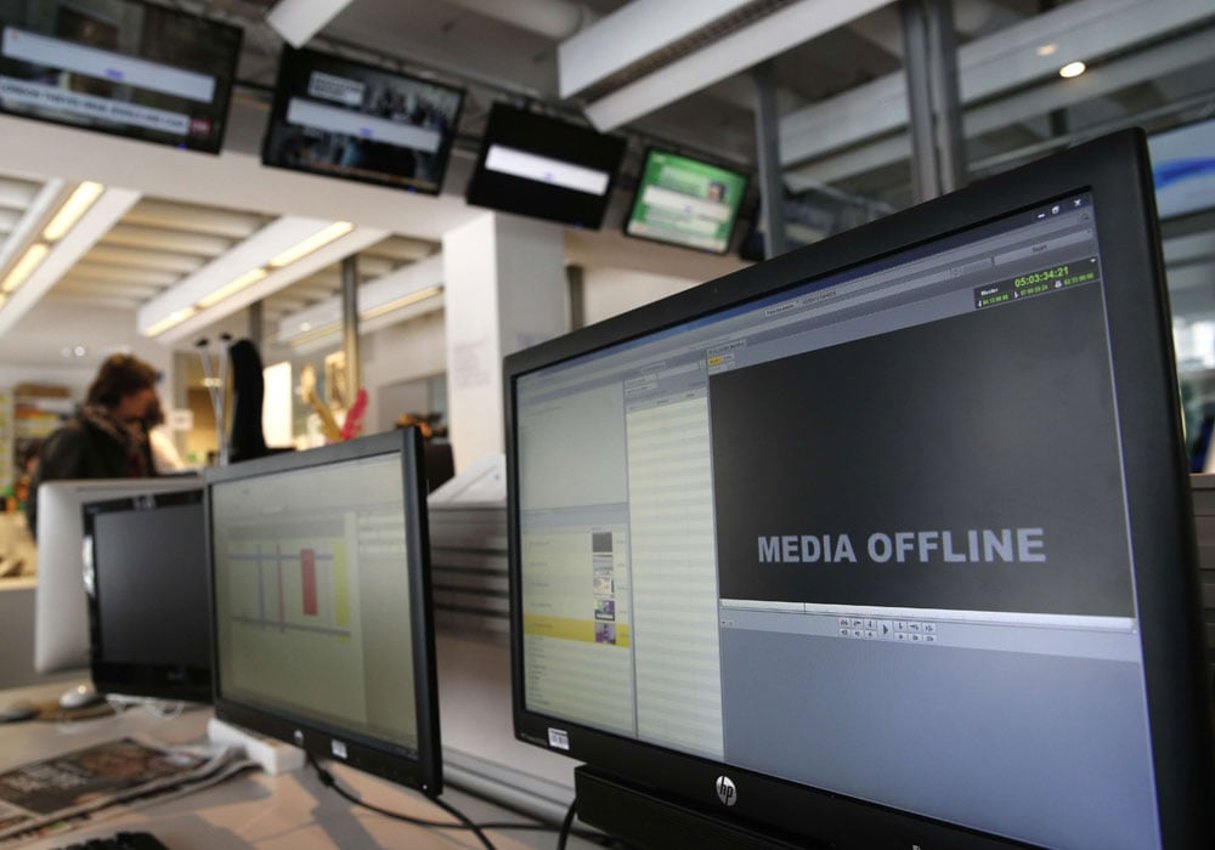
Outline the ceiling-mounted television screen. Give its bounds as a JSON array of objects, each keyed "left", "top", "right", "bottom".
[
  {"left": 465, "top": 102, "right": 626, "bottom": 229},
  {"left": 0, "top": 0, "right": 242, "bottom": 154},
  {"left": 625, "top": 148, "right": 748, "bottom": 254},
  {"left": 1148, "top": 117, "right": 1215, "bottom": 220},
  {"left": 262, "top": 47, "right": 465, "bottom": 196}
]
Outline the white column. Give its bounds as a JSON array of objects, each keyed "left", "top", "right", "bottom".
[{"left": 442, "top": 213, "right": 568, "bottom": 472}]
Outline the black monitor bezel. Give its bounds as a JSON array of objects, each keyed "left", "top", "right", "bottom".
[
  {"left": 0, "top": 0, "right": 242, "bottom": 155},
  {"left": 504, "top": 130, "right": 1214, "bottom": 848},
  {"left": 205, "top": 428, "right": 442, "bottom": 796},
  {"left": 464, "top": 101, "right": 627, "bottom": 229},
  {"left": 622, "top": 145, "right": 750, "bottom": 255},
  {"left": 260, "top": 46, "right": 466, "bottom": 197},
  {"left": 83, "top": 487, "right": 211, "bottom": 704}
]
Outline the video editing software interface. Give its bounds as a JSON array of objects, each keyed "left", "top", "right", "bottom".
[
  {"left": 210, "top": 453, "right": 420, "bottom": 758},
  {"left": 516, "top": 194, "right": 1164, "bottom": 849}
]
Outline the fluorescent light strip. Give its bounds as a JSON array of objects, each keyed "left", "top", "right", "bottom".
[
  {"left": 42, "top": 181, "right": 104, "bottom": 242},
  {"left": 485, "top": 145, "right": 610, "bottom": 196},
  {"left": 145, "top": 306, "right": 197, "bottom": 337},
  {"left": 268, "top": 221, "right": 354, "bottom": 268},
  {"left": 360, "top": 286, "right": 442, "bottom": 322},
  {"left": 1, "top": 242, "right": 49, "bottom": 293},
  {"left": 197, "top": 267, "right": 268, "bottom": 308}
]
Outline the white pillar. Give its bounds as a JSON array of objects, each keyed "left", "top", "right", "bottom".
[{"left": 442, "top": 213, "right": 568, "bottom": 472}]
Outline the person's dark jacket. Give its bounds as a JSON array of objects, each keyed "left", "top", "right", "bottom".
[{"left": 25, "top": 413, "right": 154, "bottom": 537}]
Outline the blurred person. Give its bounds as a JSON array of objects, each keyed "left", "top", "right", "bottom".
[
  {"left": 25, "top": 355, "right": 160, "bottom": 535},
  {"left": 142, "top": 396, "right": 186, "bottom": 473}
]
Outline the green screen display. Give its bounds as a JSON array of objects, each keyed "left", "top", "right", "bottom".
[{"left": 625, "top": 150, "right": 747, "bottom": 253}]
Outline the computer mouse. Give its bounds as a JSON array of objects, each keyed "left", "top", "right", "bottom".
[
  {"left": 58, "top": 684, "right": 104, "bottom": 710},
  {"left": 0, "top": 700, "right": 39, "bottom": 723}
]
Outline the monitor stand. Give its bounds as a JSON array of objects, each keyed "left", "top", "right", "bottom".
[
  {"left": 207, "top": 717, "right": 305, "bottom": 776},
  {"left": 574, "top": 766, "right": 820, "bottom": 850}
]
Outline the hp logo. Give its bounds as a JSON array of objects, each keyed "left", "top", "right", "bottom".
[{"left": 715, "top": 775, "right": 738, "bottom": 807}]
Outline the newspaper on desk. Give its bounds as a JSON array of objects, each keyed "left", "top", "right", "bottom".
[{"left": 0, "top": 736, "right": 252, "bottom": 842}]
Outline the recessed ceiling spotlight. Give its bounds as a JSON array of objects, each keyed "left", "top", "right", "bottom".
[
  {"left": 1036, "top": 43, "right": 1058, "bottom": 57},
  {"left": 1059, "top": 61, "right": 1087, "bottom": 79}
]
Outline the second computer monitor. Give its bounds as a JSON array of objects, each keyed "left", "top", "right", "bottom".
[{"left": 206, "top": 429, "right": 440, "bottom": 794}]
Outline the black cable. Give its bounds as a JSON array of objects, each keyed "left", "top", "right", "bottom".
[
  {"left": 307, "top": 756, "right": 495, "bottom": 849},
  {"left": 556, "top": 797, "right": 578, "bottom": 850}
]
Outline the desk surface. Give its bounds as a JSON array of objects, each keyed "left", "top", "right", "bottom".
[{"left": 0, "top": 683, "right": 595, "bottom": 850}]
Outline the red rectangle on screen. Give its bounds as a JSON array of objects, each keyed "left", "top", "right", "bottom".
[{"left": 301, "top": 549, "right": 318, "bottom": 616}]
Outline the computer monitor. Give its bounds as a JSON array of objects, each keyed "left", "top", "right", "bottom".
[
  {"left": 206, "top": 429, "right": 440, "bottom": 794},
  {"left": 261, "top": 46, "right": 465, "bottom": 196},
  {"left": 82, "top": 489, "right": 210, "bottom": 703},
  {"left": 465, "top": 102, "right": 626, "bottom": 229},
  {"left": 505, "top": 130, "right": 1214, "bottom": 849},
  {"left": 0, "top": 0, "right": 242, "bottom": 154},
  {"left": 624, "top": 148, "right": 748, "bottom": 254},
  {"left": 34, "top": 477, "right": 201, "bottom": 674}
]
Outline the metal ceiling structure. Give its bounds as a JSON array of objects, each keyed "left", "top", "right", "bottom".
[{"left": 0, "top": 0, "right": 1212, "bottom": 372}]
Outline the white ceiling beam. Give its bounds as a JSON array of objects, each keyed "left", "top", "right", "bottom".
[
  {"left": 57, "top": 279, "right": 164, "bottom": 299},
  {"left": 102, "top": 224, "right": 233, "bottom": 257},
  {"left": 0, "top": 187, "right": 140, "bottom": 337},
  {"left": 86, "top": 244, "right": 204, "bottom": 274},
  {"left": 266, "top": 0, "right": 357, "bottom": 49},
  {"left": 149, "top": 223, "right": 388, "bottom": 345},
  {"left": 578, "top": 0, "right": 891, "bottom": 131},
  {"left": 0, "top": 180, "right": 40, "bottom": 211},
  {"left": 123, "top": 200, "right": 265, "bottom": 239},
  {"left": 787, "top": 24, "right": 1215, "bottom": 186},
  {"left": 67, "top": 262, "right": 179, "bottom": 287},
  {"left": 780, "top": 0, "right": 1214, "bottom": 168}
]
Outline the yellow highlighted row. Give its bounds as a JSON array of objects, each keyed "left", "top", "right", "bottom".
[{"left": 524, "top": 614, "right": 631, "bottom": 647}]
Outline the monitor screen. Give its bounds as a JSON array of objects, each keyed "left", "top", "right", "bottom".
[
  {"left": 1149, "top": 117, "right": 1215, "bottom": 221},
  {"left": 465, "top": 102, "right": 626, "bottom": 229},
  {"left": 207, "top": 429, "right": 440, "bottom": 794},
  {"left": 0, "top": 0, "right": 242, "bottom": 154},
  {"left": 34, "top": 477, "right": 202, "bottom": 674},
  {"left": 506, "top": 130, "right": 1213, "bottom": 849},
  {"left": 624, "top": 149, "right": 748, "bottom": 254},
  {"left": 83, "top": 489, "right": 210, "bottom": 703},
  {"left": 261, "top": 47, "right": 464, "bottom": 196}
]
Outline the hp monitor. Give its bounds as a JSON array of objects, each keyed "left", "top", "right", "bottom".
[
  {"left": 0, "top": 0, "right": 242, "bottom": 154},
  {"left": 82, "top": 489, "right": 210, "bottom": 703},
  {"left": 206, "top": 429, "right": 440, "bottom": 794},
  {"left": 34, "top": 477, "right": 201, "bottom": 674},
  {"left": 505, "top": 130, "right": 1214, "bottom": 849},
  {"left": 262, "top": 47, "right": 464, "bottom": 196}
]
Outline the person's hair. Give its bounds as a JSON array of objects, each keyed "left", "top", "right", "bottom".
[{"left": 86, "top": 354, "right": 159, "bottom": 409}]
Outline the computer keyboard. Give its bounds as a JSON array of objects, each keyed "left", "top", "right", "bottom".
[{"left": 52, "top": 831, "right": 170, "bottom": 850}]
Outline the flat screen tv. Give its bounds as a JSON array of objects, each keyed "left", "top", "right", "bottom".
[
  {"left": 83, "top": 488, "right": 211, "bottom": 703},
  {"left": 504, "top": 130, "right": 1213, "bottom": 849},
  {"left": 624, "top": 148, "right": 748, "bottom": 254},
  {"left": 1148, "top": 117, "right": 1215, "bottom": 221},
  {"left": 465, "top": 102, "right": 625, "bottom": 229},
  {"left": 206, "top": 429, "right": 440, "bottom": 794},
  {"left": 262, "top": 46, "right": 464, "bottom": 196},
  {"left": 0, "top": 0, "right": 242, "bottom": 153}
]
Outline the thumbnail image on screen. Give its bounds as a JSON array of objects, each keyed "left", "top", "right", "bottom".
[
  {"left": 211, "top": 451, "right": 421, "bottom": 755},
  {"left": 262, "top": 47, "right": 464, "bottom": 195},
  {"left": 625, "top": 149, "right": 748, "bottom": 254},
  {"left": 0, "top": 0, "right": 242, "bottom": 153}
]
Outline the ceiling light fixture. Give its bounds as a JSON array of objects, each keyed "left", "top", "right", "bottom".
[
  {"left": 42, "top": 181, "right": 104, "bottom": 242},
  {"left": 268, "top": 221, "right": 353, "bottom": 268},
  {"left": 145, "top": 306, "right": 198, "bottom": 337},
  {"left": 197, "top": 267, "right": 269, "bottom": 309},
  {"left": 1, "top": 242, "right": 50, "bottom": 294},
  {"left": 1059, "top": 61, "right": 1087, "bottom": 79},
  {"left": 1036, "top": 43, "right": 1058, "bottom": 57},
  {"left": 359, "top": 286, "right": 442, "bottom": 322}
]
